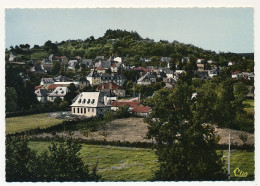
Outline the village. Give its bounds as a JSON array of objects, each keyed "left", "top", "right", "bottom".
[
  {"left": 8, "top": 52, "right": 254, "bottom": 119},
  {"left": 5, "top": 29, "right": 255, "bottom": 182}
]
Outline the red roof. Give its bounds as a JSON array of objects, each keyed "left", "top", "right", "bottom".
[
  {"left": 97, "top": 82, "right": 123, "bottom": 90},
  {"left": 111, "top": 101, "right": 140, "bottom": 108},
  {"left": 35, "top": 85, "right": 44, "bottom": 90},
  {"left": 133, "top": 67, "right": 151, "bottom": 72},
  {"left": 55, "top": 56, "right": 67, "bottom": 59},
  {"left": 232, "top": 71, "right": 241, "bottom": 75},
  {"left": 47, "top": 84, "right": 61, "bottom": 90},
  {"left": 97, "top": 67, "right": 107, "bottom": 70},
  {"left": 132, "top": 106, "right": 151, "bottom": 113}
]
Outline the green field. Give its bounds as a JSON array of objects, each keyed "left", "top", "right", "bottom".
[
  {"left": 222, "top": 150, "right": 254, "bottom": 180},
  {"left": 30, "top": 50, "right": 48, "bottom": 60},
  {"left": 5, "top": 113, "right": 63, "bottom": 134},
  {"left": 243, "top": 99, "right": 254, "bottom": 115},
  {"left": 28, "top": 141, "right": 254, "bottom": 181}
]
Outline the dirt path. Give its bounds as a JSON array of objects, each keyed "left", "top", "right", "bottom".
[{"left": 33, "top": 117, "right": 254, "bottom": 146}]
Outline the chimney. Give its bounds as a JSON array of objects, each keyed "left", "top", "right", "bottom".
[{"left": 104, "top": 95, "right": 108, "bottom": 105}]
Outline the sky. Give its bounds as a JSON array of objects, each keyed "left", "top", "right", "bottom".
[{"left": 5, "top": 8, "right": 254, "bottom": 53}]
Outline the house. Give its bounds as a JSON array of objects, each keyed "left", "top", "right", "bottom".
[
  {"left": 100, "top": 73, "right": 126, "bottom": 86},
  {"left": 207, "top": 60, "right": 214, "bottom": 64},
  {"left": 47, "top": 87, "right": 68, "bottom": 102},
  {"left": 49, "top": 54, "right": 54, "bottom": 61},
  {"left": 197, "top": 58, "right": 204, "bottom": 64},
  {"left": 86, "top": 70, "right": 101, "bottom": 86},
  {"left": 131, "top": 106, "right": 151, "bottom": 117},
  {"left": 82, "top": 59, "right": 94, "bottom": 68},
  {"left": 111, "top": 100, "right": 141, "bottom": 111},
  {"left": 137, "top": 72, "right": 157, "bottom": 85},
  {"left": 30, "top": 63, "right": 45, "bottom": 74},
  {"left": 113, "top": 57, "right": 122, "bottom": 63},
  {"left": 35, "top": 85, "right": 44, "bottom": 91},
  {"left": 196, "top": 71, "right": 209, "bottom": 79},
  {"left": 95, "top": 60, "right": 111, "bottom": 69},
  {"left": 157, "top": 71, "right": 167, "bottom": 79},
  {"left": 96, "top": 56, "right": 105, "bottom": 61},
  {"left": 228, "top": 61, "right": 236, "bottom": 66},
  {"left": 18, "top": 72, "right": 30, "bottom": 82},
  {"left": 54, "top": 75, "right": 71, "bottom": 82},
  {"left": 9, "top": 52, "right": 17, "bottom": 62},
  {"left": 71, "top": 92, "right": 111, "bottom": 117},
  {"left": 182, "top": 57, "right": 190, "bottom": 62},
  {"left": 165, "top": 82, "right": 175, "bottom": 89},
  {"left": 197, "top": 63, "right": 205, "bottom": 71},
  {"left": 68, "top": 60, "right": 78, "bottom": 70},
  {"left": 96, "top": 66, "right": 107, "bottom": 74},
  {"left": 42, "top": 63, "right": 52, "bottom": 73},
  {"left": 174, "top": 70, "right": 185, "bottom": 81},
  {"left": 40, "top": 78, "right": 54, "bottom": 87},
  {"left": 34, "top": 88, "right": 49, "bottom": 103},
  {"left": 54, "top": 56, "right": 69, "bottom": 65},
  {"left": 110, "top": 64, "right": 118, "bottom": 73},
  {"left": 160, "top": 57, "right": 171, "bottom": 63},
  {"left": 133, "top": 67, "right": 151, "bottom": 73},
  {"left": 47, "top": 84, "right": 62, "bottom": 92},
  {"left": 75, "top": 56, "right": 82, "bottom": 61},
  {"left": 164, "top": 69, "right": 174, "bottom": 78},
  {"left": 96, "top": 82, "right": 126, "bottom": 98},
  {"left": 208, "top": 69, "right": 218, "bottom": 78}
]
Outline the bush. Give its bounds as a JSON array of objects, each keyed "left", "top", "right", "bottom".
[{"left": 6, "top": 136, "right": 101, "bottom": 182}]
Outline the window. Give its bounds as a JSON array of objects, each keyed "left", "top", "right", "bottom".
[
  {"left": 81, "top": 108, "right": 83, "bottom": 113},
  {"left": 83, "top": 99, "right": 86, "bottom": 103},
  {"left": 73, "top": 108, "right": 75, "bottom": 113},
  {"left": 88, "top": 108, "right": 90, "bottom": 112},
  {"left": 92, "top": 108, "right": 94, "bottom": 112},
  {"left": 87, "top": 99, "right": 90, "bottom": 104},
  {"left": 77, "top": 108, "right": 79, "bottom": 113},
  {"left": 78, "top": 99, "right": 81, "bottom": 103},
  {"left": 84, "top": 108, "right": 86, "bottom": 113},
  {"left": 92, "top": 99, "right": 95, "bottom": 104}
]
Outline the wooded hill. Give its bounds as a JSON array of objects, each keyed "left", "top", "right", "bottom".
[{"left": 6, "top": 29, "right": 254, "bottom": 72}]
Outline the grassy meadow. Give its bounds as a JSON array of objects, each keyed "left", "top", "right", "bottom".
[
  {"left": 243, "top": 99, "right": 254, "bottom": 115},
  {"left": 28, "top": 141, "right": 254, "bottom": 181},
  {"left": 5, "top": 113, "right": 62, "bottom": 134}
]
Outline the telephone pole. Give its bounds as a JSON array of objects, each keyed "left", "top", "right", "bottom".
[{"left": 228, "top": 131, "right": 231, "bottom": 180}]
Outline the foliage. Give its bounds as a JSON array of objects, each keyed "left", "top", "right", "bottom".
[
  {"left": 6, "top": 87, "right": 17, "bottom": 112},
  {"left": 6, "top": 64, "right": 38, "bottom": 111},
  {"left": 146, "top": 84, "right": 227, "bottom": 181},
  {"left": 6, "top": 136, "right": 38, "bottom": 181},
  {"left": 6, "top": 136, "right": 101, "bottom": 182},
  {"left": 51, "top": 61, "right": 61, "bottom": 75}
]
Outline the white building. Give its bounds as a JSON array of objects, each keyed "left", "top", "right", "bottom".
[
  {"left": 71, "top": 92, "right": 111, "bottom": 117},
  {"left": 47, "top": 87, "right": 68, "bottom": 102}
]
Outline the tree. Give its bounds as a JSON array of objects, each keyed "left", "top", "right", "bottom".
[
  {"left": 6, "top": 136, "right": 38, "bottom": 181},
  {"left": 51, "top": 61, "right": 61, "bottom": 75},
  {"left": 54, "top": 97, "right": 62, "bottom": 107},
  {"left": 146, "top": 84, "right": 227, "bottom": 181},
  {"left": 6, "top": 136, "right": 101, "bottom": 182},
  {"left": 6, "top": 87, "right": 17, "bottom": 112}
]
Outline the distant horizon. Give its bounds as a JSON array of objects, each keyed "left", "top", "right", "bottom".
[{"left": 5, "top": 8, "right": 254, "bottom": 53}]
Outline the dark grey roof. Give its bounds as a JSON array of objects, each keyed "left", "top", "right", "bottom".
[
  {"left": 87, "top": 71, "right": 100, "bottom": 77},
  {"left": 35, "top": 89, "right": 49, "bottom": 97}
]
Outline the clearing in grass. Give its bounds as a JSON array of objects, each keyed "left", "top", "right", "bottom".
[{"left": 6, "top": 113, "right": 63, "bottom": 134}]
